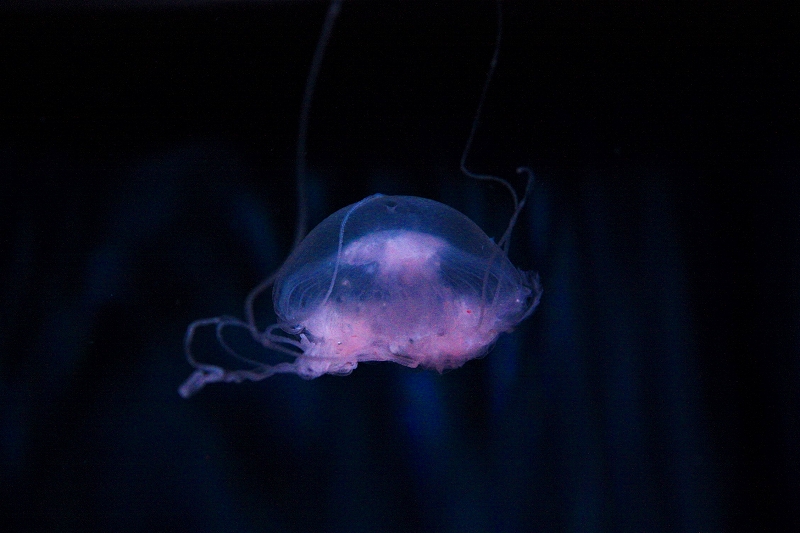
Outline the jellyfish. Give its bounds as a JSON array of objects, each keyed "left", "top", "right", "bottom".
[{"left": 179, "top": 0, "right": 541, "bottom": 398}]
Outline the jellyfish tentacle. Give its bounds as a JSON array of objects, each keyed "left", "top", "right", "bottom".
[
  {"left": 320, "top": 194, "right": 383, "bottom": 307},
  {"left": 497, "top": 167, "right": 535, "bottom": 252},
  {"left": 214, "top": 316, "right": 278, "bottom": 368},
  {"left": 263, "top": 323, "right": 305, "bottom": 353},
  {"left": 460, "top": 0, "right": 519, "bottom": 213},
  {"left": 181, "top": 316, "right": 232, "bottom": 398},
  {"left": 456, "top": 0, "right": 530, "bottom": 321},
  {"left": 243, "top": 270, "right": 278, "bottom": 338},
  {"left": 458, "top": 2, "right": 536, "bottom": 257},
  {"left": 516, "top": 270, "right": 543, "bottom": 323},
  {"left": 294, "top": 0, "right": 344, "bottom": 250},
  {"left": 178, "top": 366, "right": 223, "bottom": 399},
  {"left": 180, "top": 314, "right": 308, "bottom": 398},
  {"left": 178, "top": 362, "right": 299, "bottom": 399},
  {"left": 180, "top": 0, "right": 348, "bottom": 398}
]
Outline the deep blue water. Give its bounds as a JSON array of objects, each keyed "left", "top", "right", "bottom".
[{"left": 1, "top": 1, "right": 798, "bottom": 531}]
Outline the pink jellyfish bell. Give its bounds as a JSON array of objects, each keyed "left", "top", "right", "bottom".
[{"left": 179, "top": 193, "right": 541, "bottom": 398}]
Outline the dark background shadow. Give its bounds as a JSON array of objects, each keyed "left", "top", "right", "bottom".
[{"left": 1, "top": 0, "right": 798, "bottom": 531}]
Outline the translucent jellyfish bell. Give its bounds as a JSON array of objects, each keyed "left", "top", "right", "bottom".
[{"left": 272, "top": 194, "right": 541, "bottom": 379}]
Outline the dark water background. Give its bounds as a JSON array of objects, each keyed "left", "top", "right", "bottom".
[{"left": 1, "top": 1, "right": 798, "bottom": 531}]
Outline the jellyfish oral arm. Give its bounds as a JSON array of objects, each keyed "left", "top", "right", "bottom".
[
  {"left": 178, "top": 316, "right": 301, "bottom": 398},
  {"left": 178, "top": 362, "right": 301, "bottom": 399}
]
